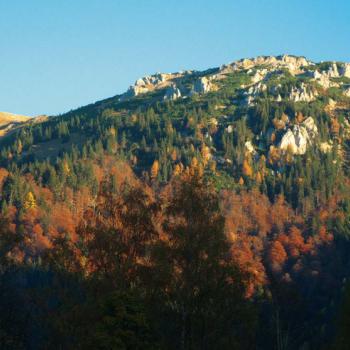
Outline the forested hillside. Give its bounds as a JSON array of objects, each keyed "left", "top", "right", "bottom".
[{"left": 1, "top": 55, "right": 350, "bottom": 349}]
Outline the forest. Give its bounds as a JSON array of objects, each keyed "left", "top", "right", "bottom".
[{"left": 1, "top": 57, "right": 350, "bottom": 349}]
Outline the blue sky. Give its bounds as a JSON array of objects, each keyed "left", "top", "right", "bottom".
[{"left": 1, "top": 0, "right": 349, "bottom": 116}]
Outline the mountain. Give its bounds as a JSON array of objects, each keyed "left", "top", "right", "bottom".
[
  {"left": 1, "top": 55, "right": 350, "bottom": 196},
  {"left": 2, "top": 55, "right": 350, "bottom": 348}
]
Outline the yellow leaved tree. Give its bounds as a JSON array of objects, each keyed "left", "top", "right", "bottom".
[
  {"left": 24, "top": 191, "right": 36, "bottom": 209},
  {"left": 150, "top": 160, "right": 159, "bottom": 180}
]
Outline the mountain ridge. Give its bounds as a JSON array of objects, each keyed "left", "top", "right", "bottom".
[
  {"left": 116, "top": 54, "right": 349, "bottom": 102},
  {"left": 0, "top": 111, "right": 31, "bottom": 124}
]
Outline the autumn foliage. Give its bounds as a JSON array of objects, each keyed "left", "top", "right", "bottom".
[{"left": 0, "top": 162, "right": 347, "bottom": 349}]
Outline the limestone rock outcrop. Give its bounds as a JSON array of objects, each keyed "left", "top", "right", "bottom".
[
  {"left": 121, "top": 72, "right": 177, "bottom": 100},
  {"left": 119, "top": 55, "right": 350, "bottom": 104},
  {"left": 313, "top": 70, "right": 338, "bottom": 89},
  {"left": 245, "top": 141, "right": 256, "bottom": 155},
  {"left": 289, "top": 83, "right": 318, "bottom": 102},
  {"left": 135, "top": 73, "right": 172, "bottom": 87},
  {"left": 251, "top": 69, "right": 268, "bottom": 84},
  {"left": 243, "top": 83, "right": 267, "bottom": 105},
  {"left": 320, "top": 142, "right": 333, "bottom": 153},
  {"left": 192, "top": 76, "right": 214, "bottom": 94},
  {"left": 164, "top": 85, "right": 182, "bottom": 100},
  {"left": 340, "top": 63, "right": 350, "bottom": 78},
  {"left": 311, "top": 62, "right": 350, "bottom": 89},
  {"left": 326, "top": 63, "right": 340, "bottom": 78},
  {"left": 220, "top": 55, "right": 311, "bottom": 75},
  {"left": 279, "top": 117, "right": 318, "bottom": 154}
]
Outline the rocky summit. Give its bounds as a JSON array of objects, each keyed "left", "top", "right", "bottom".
[
  {"left": 110, "top": 55, "right": 350, "bottom": 160},
  {"left": 119, "top": 54, "right": 350, "bottom": 103}
]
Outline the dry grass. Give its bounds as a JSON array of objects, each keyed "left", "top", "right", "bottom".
[{"left": 0, "top": 111, "right": 32, "bottom": 137}]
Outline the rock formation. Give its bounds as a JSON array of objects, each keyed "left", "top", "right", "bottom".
[
  {"left": 164, "top": 85, "right": 182, "bottom": 100},
  {"left": 279, "top": 117, "right": 318, "bottom": 154},
  {"left": 119, "top": 55, "right": 350, "bottom": 104},
  {"left": 121, "top": 72, "right": 178, "bottom": 100},
  {"left": 245, "top": 141, "right": 256, "bottom": 155},
  {"left": 340, "top": 63, "right": 350, "bottom": 78},
  {"left": 220, "top": 55, "right": 311, "bottom": 75},
  {"left": 289, "top": 83, "right": 318, "bottom": 102},
  {"left": 251, "top": 69, "right": 268, "bottom": 84},
  {"left": 192, "top": 76, "right": 213, "bottom": 94},
  {"left": 313, "top": 70, "right": 338, "bottom": 89},
  {"left": 243, "top": 82, "right": 267, "bottom": 105}
]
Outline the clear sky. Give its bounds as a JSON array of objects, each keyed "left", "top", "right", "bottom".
[{"left": 1, "top": 0, "right": 349, "bottom": 116}]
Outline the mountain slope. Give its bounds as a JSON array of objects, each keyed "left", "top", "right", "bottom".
[
  {"left": 1, "top": 54, "right": 350, "bottom": 203},
  {"left": 0, "top": 111, "right": 31, "bottom": 136},
  {"left": 0, "top": 111, "right": 30, "bottom": 125},
  {"left": 2, "top": 56, "right": 350, "bottom": 349}
]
